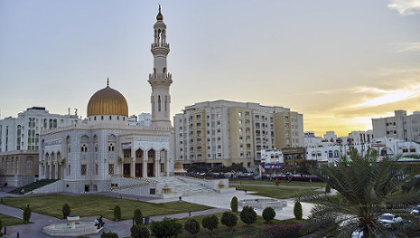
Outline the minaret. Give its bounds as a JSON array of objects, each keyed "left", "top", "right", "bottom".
[{"left": 149, "top": 5, "right": 173, "bottom": 127}]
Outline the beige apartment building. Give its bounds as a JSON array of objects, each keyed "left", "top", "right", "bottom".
[{"left": 174, "top": 100, "right": 304, "bottom": 168}]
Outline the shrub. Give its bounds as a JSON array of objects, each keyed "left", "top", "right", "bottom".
[
  {"left": 184, "top": 218, "right": 200, "bottom": 237},
  {"left": 262, "top": 207, "right": 276, "bottom": 224},
  {"left": 221, "top": 212, "right": 237, "bottom": 233},
  {"left": 325, "top": 184, "right": 331, "bottom": 193},
  {"left": 0, "top": 219, "right": 3, "bottom": 237},
  {"left": 230, "top": 196, "right": 238, "bottom": 213},
  {"left": 133, "top": 209, "right": 143, "bottom": 225},
  {"left": 294, "top": 201, "right": 303, "bottom": 220},
  {"left": 150, "top": 218, "right": 182, "bottom": 238},
  {"left": 62, "top": 203, "right": 71, "bottom": 219},
  {"left": 260, "top": 224, "right": 303, "bottom": 238},
  {"left": 114, "top": 205, "right": 121, "bottom": 221},
  {"left": 101, "top": 232, "right": 119, "bottom": 238},
  {"left": 202, "top": 215, "right": 218, "bottom": 235},
  {"left": 131, "top": 224, "right": 150, "bottom": 238},
  {"left": 23, "top": 204, "right": 31, "bottom": 224},
  {"left": 240, "top": 206, "right": 257, "bottom": 225}
]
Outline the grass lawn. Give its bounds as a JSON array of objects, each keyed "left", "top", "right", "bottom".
[
  {"left": 0, "top": 213, "right": 24, "bottom": 226},
  {"left": 2, "top": 194, "right": 211, "bottom": 220},
  {"left": 175, "top": 212, "right": 306, "bottom": 238},
  {"left": 231, "top": 185, "right": 321, "bottom": 199},
  {"left": 230, "top": 179, "right": 325, "bottom": 187}
]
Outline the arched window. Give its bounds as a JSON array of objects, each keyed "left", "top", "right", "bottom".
[{"left": 165, "top": 96, "right": 168, "bottom": 112}]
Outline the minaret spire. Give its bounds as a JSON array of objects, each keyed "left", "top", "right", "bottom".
[
  {"left": 107, "top": 78, "right": 109, "bottom": 87},
  {"left": 149, "top": 5, "right": 172, "bottom": 127}
]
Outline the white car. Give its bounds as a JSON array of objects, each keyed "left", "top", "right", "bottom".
[
  {"left": 378, "top": 213, "right": 403, "bottom": 228},
  {"left": 410, "top": 205, "right": 420, "bottom": 215}
]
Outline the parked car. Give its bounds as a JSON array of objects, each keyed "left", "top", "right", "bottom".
[
  {"left": 410, "top": 205, "right": 420, "bottom": 215},
  {"left": 378, "top": 213, "right": 403, "bottom": 228},
  {"left": 351, "top": 228, "right": 363, "bottom": 238}
]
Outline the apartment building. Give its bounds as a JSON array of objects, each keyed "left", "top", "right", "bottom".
[
  {"left": 174, "top": 100, "right": 304, "bottom": 168},
  {"left": 0, "top": 107, "right": 80, "bottom": 186},
  {"left": 372, "top": 110, "right": 420, "bottom": 142}
]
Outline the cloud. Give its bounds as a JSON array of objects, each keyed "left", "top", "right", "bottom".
[
  {"left": 350, "top": 84, "right": 420, "bottom": 108},
  {"left": 396, "top": 42, "right": 420, "bottom": 53},
  {"left": 388, "top": 0, "right": 420, "bottom": 15}
]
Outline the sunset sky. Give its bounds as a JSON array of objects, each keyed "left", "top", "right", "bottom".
[{"left": 1, "top": 0, "right": 419, "bottom": 137}]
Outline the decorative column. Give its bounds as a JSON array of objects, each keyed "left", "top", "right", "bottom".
[
  {"left": 142, "top": 150, "right": 148, "bottom": 178},
  {"left": 155, "top": 151, "right": 161, "bottom": 177},
  {"left": 54, "top": 162, "right": 58, "bottom": 179},
  {"left": 165, "top": 158, "right": 170, "bottom": 176},
  {"left": 131, "top": 147, "right": 136, "bottom": 177}
]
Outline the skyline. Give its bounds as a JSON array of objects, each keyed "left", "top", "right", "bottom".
[{"left": 1, "top": 0, "right": 420, "bottom": 137}]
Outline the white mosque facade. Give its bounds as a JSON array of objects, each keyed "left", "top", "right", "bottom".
[{"left": 38, "top": 7, "right": 177, "bottom": 194}]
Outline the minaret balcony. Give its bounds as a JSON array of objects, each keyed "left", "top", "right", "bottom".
[
  {"left": 149, "top": 73, "right": 172, "bottom": 81},
  {"left": 151, "top": 43, "right": 169, "bottom": 48}
]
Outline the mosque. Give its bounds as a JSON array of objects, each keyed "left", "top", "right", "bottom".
[{"left": 37, "top": 7, "right": 182, "bottom": 194}]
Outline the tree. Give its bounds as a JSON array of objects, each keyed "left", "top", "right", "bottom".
[
  {"left": 240, "top": 206, "right": 257, "bottom": 225},
  {"left": 133, "top": 209, "right": 143, "bottom": 225},
  {"left": 202, "top": 215, "right": 218, "bottom": 235},
  {"left": 262, "top": 207, "right": 276, "bottom": 224},
  {"left": 131, "top": 224, "right": 150, "bottom": 238},
  {"left": 294, "top": 201, "right": 302, "bottom": 220},
  {"left": 62, "top": 203, "right": 71, "bottom": 219},
  {"left": 221, "top": 212, "right": 237, "bottom": 233},
  {"left": 113, "top": 205, "right": 121, "bottom": 221},
  {"left": 184, "top": 219, "right": 200, "bottom": 237},
  {"left": 230, "top": 196, "right": 238, "bottom": 213},
  {"left": 23, "top": 204, "right": 31, "bottom": 224},
  {"left": 150, "top": 218, "right": 182, "bottom": 238},
  {"left": 302, "top": 149, "right": 420, "bottom": 237},
  {"left": 101, "top": 232, "right": 119, "bottom": 238},
  {"left": 325, "top": 184, "right": 331, "bottom": 194}
]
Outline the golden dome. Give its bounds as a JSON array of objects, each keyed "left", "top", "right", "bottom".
[{"left": 87, "top": 82, "right": 128, "bottom": 117}]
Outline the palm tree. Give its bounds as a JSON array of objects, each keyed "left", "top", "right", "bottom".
[{"left": 303, "top": 149, "right": 420, "bottom": 237}]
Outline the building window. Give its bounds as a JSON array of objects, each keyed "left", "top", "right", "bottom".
[
  {"left": 108, "top": 143, "right": 114, "bottom": 152},
  {"left": 81, "top": 144, "right": 88, "bottom": 152},
  {"left": 108, "top": 164, "right": 114, "bottom": 175},
  {"left": 67, "top": 164, "right": 71, "bottom": 176},
  {"left": 95, "top": 164, "right": 98, "bottom": 175},
  {"left": 81, "top": 164, "right": 87, "bottom": 176}
]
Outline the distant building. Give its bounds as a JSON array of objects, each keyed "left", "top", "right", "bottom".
[
  {"left": 372, "top": 110, "right": 420, "bottom": 142},
  {"left": 261, "top": 149, "right": 283, "bottom": 164},
  {"left": 0, "top": 107, "right": 80, "bottom": 186},
  {"left": 174, "top": 100, "right": 304, "bottom": 168},
  {"left": 323, "top": 131, "right": 337, "bottom": 143},
  {"left": 304, "top": 131, "right": 323, "bottom": 146},
  {"left": 347, "top": 130, "right": 373, "bottom": 145},
  {"left": 128, "top": 113, "right": 152, "bottom": 127}
]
